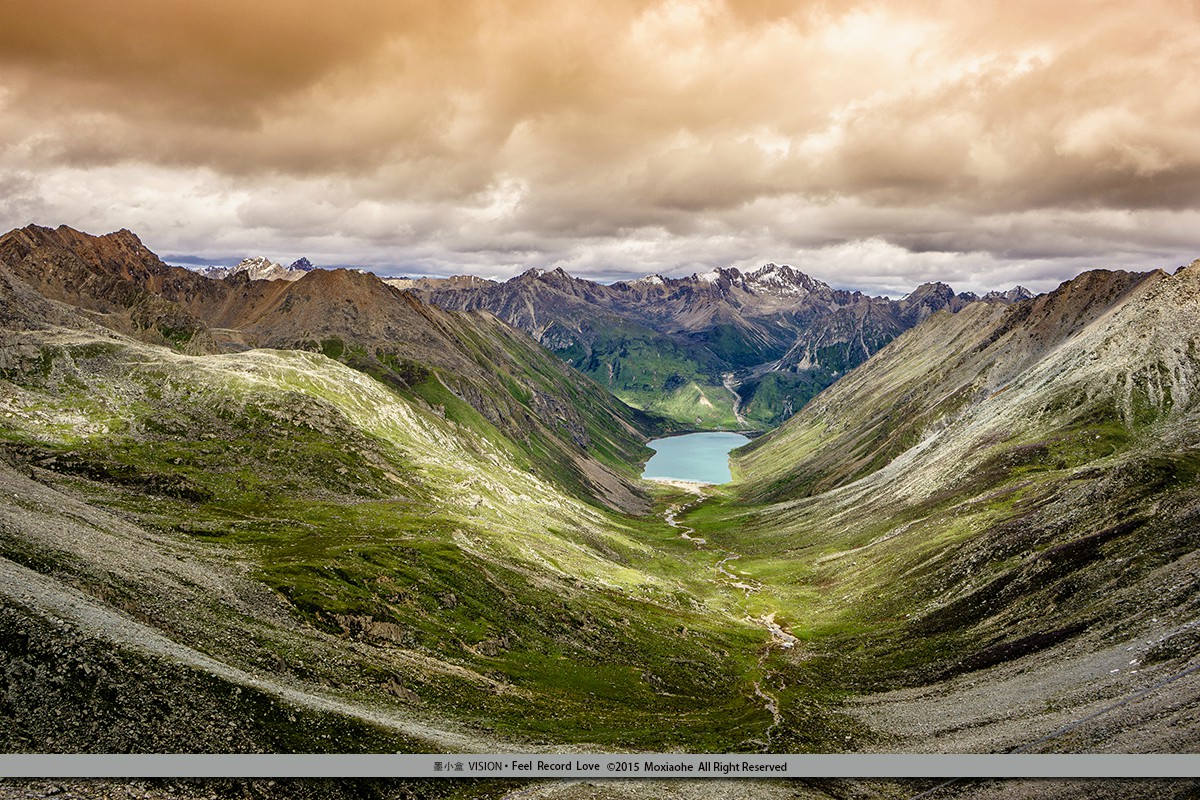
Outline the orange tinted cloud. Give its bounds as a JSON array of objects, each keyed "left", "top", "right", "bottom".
[{"left": 1, "top": 0, "right": 1198, "bottom": 291}]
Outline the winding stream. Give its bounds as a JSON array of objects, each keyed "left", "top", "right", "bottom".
[
  {"left": 659, "top": 484, "right": 796, "bottom": 747},
  {"left": 722, "top": 372, "right": 749, "bottom": 429}
]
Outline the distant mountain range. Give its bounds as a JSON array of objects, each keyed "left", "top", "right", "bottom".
[
  {"left": 185, "top": 252, "right": 1032, "bottom": 429},
  {"left": 393, "top": 264, "right": 1032, "bottom": 428},
  {"left": 190, "top": 255, "right": 317, "bottom": 282}
]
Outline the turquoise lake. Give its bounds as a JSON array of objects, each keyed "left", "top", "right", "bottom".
[{"left": 641, "top": 432, "right": 752, "bottom": 484}]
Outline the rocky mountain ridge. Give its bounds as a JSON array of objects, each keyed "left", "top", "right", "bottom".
[
  {"left": 0, "top": 224, "right": 657, "bottom": 513},
  {"left": 403, "top": 263, "right": 1031, "bottom": 427},
  {"left": 192, "top": 255, "right": 317, "bottom": 282}
]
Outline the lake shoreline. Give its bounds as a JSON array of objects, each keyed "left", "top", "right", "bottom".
[{"left": 646, "top": 477, "right": 711, "bottom": 491}]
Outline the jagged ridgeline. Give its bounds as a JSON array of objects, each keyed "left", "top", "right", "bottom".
[
  {"left": 1, "top": 225, "right": 1198, "bottom": 764},
  {"left": 399, "top": 265, "right": 1030, "bottom": 429}
]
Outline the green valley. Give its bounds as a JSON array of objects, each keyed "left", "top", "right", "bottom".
[{"left": 1, "top": 229, "right": 1198, "bottom": 789}]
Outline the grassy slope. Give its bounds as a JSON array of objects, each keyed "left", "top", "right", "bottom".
[
  {"left": 683, "top": 268, "right": 1200, "bottom": 694},
  {"left": 551, "top": 319, "right": 742, "bottom": 430},
  {"left": 0, "top": 225, "right": 663, "bottom": 515},
  {"left": 0, "top": 327, "right": 849, "bottom": 751}
]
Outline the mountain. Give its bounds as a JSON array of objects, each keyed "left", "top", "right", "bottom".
[
  {"left": 0, "top": 225, "right": 659, "bottom": 513},
  {"left": 2, "top": 224, "right": 1197, "bottom": 777},
  {"left": 0, "top": 319, "right": 757, "bottom": 753},
  {"left": 701, "top": 264, "right": 1200, "bottom": 751},
  {"left": 0, "top": 224, "right": 859, "bottom": 757},
  {"left": 406, "top": 264, "right": 1030, "bottom": 428},
  {"left": 737, "top": 268, "right": 1154, "bottom": 498},
  {"left": 193, "top": 255, "right": 318, "bottom": 282}
]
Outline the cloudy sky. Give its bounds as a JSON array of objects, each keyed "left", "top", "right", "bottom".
[{"left": 2, "top": 0, "right": 1199, "bottom": 294}]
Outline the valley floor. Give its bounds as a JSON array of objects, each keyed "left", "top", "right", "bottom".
[{"left": 3, "top": 455, "right": 1197, "bottom": 763}]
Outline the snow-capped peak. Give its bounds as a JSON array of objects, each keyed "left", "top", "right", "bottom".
[
  {"left": 632, "top": 274, "right": 665, "bottom": 286},
  {"left": 194, "top": 256, "right": 314, "bottom": 282},
  {"left": 235, "top": 256, "right": 286, "bottom": 278},
  {"left": 981, "top": 286, "right": 1034, "bottom": 303},
  {"left": 745, "top": 263, "right": 814, "bottom": 294},
  {"left": 754, "top": 263, "right": 787, "bottom": 285}
]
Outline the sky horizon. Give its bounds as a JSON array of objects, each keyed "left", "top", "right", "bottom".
[{"left": 3, "top": 1, "right": 1199, "bottom": 296}]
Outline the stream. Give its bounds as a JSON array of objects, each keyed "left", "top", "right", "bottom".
[
  {"left": 722, "top": 372, "right": 749, "bottom": 429},
  {"left": 660, "top": 485, "right": 796, "bottom": 747}
]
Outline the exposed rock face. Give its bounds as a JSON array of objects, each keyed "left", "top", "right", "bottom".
[{"left": 0, "top": 224, "right": 218, "bottom": 352}]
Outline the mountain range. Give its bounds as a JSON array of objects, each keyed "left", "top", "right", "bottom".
[
  {"left": 192, "top": 251, "right": 1032, "bottom": 430},
  {"left": 393, "top": 264, "right": 1031, "bottom": 428},
  {"left": 0, "top": 224, "right": 658, "bottom": 513},
  {"left": 1, "top": 224, "right": 1197, "bottom": 799},
  {"left": 192, "top": 255, "right": 318, "bottom": 282}
]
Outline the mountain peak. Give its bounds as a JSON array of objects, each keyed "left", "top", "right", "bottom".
[
  {"left": 745, "top": 263, "right": 821, "bottom": 294},
  {"left": 8, "top": 223, "right": 148, "bottom": 255},
  {"left": 232, "top": 256, "right": 290, "bottom": 281},
  {"left": 102, "top": 227, "right": 148, "bottom": 249},
  {"left": 901, "top": 282, "right": 958, "bottom": 308},
  {"left": 693, "top": 267, "right": 743, "bottom": 285},
  {"left": 982, "top": 285, "right": 1034, "bottom": 303},
  {"left": 510, "top": 266, "right": 580, "bottom": 286}
]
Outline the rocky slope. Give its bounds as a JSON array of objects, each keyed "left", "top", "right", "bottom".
[
  {"left": 404, "top": 264, "right": 1030, "bottom": 428},
  {"left": 0, "top": 225, "right": 658, "bottom": 513},
  {"left": 737, "top": 267, "right": 1157, "bottom": 498}
]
